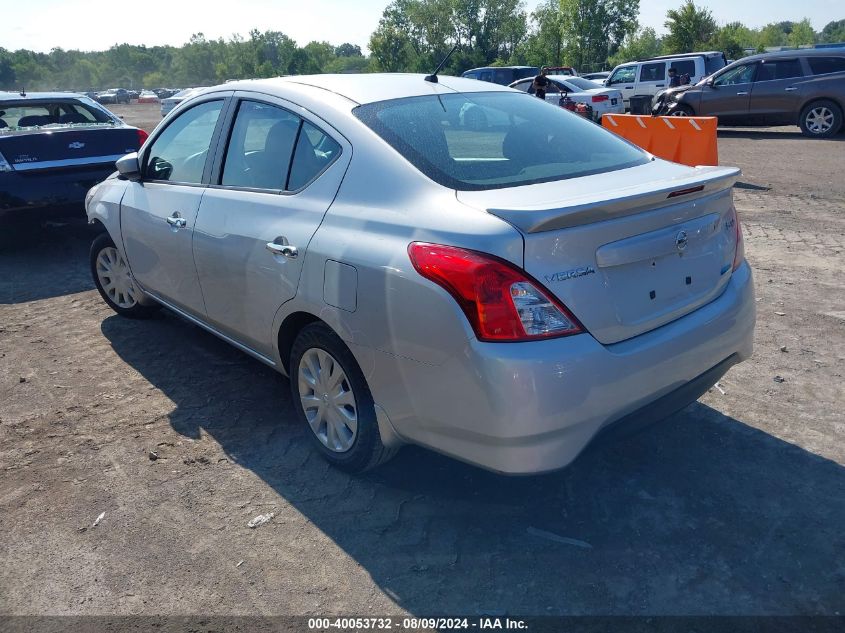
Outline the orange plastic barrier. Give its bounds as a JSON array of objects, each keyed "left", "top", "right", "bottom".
[{"left": 602, "top": 114, "right": 718, "bottom": 167}]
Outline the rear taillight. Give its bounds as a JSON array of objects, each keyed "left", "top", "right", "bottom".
[
  {"left": 732, "top": 206, "right": 745, "bottom": 271},
  {"left": 591, "top": 95, "right": 609, "bottom": 103},
  {"left": 0, "top": 150, "right": 13, "bottom": 172},
  {"left": 408, "top": 242, "right": 583, "bottom": 342},
  {"left": 136, "top": 128, "right": 149, "bottom": 147}
]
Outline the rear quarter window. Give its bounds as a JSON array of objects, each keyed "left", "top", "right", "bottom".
[
  {"left": 670, "top": 60, "right": 696, "bottom": 77},
  {"left": 808, "top": 57, "right": 845, "bottom": 75},
  {"left": 705, "top": 55, "right": 727, "bottom": 75}
]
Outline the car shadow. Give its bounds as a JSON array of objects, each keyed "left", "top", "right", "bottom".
[
  {"left": 100, "top": 311, "right": 845, "bottom": 615},
  {"left": 0, "top": 219, "right": 99, "bottom": 304},
  {"left": 718, "top": 127, "right": 845, "bottom": 142}
]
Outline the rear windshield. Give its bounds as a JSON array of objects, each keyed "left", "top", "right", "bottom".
[
  {"left": 0, "top": 98, "right": 115, "bottom": 131},
  {"left": 561, "top": 77, "right": 603, "bottom": 90},
  {"left": 354, "top": 92, "right": 648, "bottom": 191}
]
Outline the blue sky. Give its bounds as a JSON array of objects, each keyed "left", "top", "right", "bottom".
[{"left": 1, "top": 0, "right": 841, "bottom": 53}]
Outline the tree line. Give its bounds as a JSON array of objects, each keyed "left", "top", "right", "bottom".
[{"left": 1, "top": 1, "right": 843, "bottom": 91}]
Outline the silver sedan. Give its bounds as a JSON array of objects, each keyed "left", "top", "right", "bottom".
[{"left": 86, "top": 74, "right": 755, "bottom": 474}]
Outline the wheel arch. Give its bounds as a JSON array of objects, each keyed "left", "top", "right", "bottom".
[
  {"left": 797, "top": 96, "right": 844, "bottom": 124},
  {"left": 277, "top": 311, "right": 323, "bottom": 375}
]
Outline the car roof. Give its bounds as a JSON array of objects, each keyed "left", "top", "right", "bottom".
[
  {"left": 217, "top": 73, "right": 512, "bottom": 106},
  {"left": 0, "top": 91, "right": 84, "bottom": 101},
  {"left": 737, "top": 49, "right": 845, "bottom": 62},
  {"left": 641, "top": 51, "right": 723, "bottom": 61},
  {"left": 463, "top": 66, "right": 537, "bottom": 73}
]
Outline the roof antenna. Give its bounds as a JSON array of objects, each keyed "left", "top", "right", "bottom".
[
  {"left": 424, "top": 44, "right": 458, "bottom": 83},
  {"left": 19, "top": 86, "right": 26, "bottom": 97}
]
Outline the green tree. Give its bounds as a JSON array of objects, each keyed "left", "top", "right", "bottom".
[
  {"left": 335, "top": 43, "right": 363, "bottom": 57},
  {"left": 789, "top": 18, "right": 816, "bottom": 47},
  {"left": 757, "top": 23, "right": 788, "bottom": 49},
  {"left": 559, "top": 0, "right": 639, "bottom": 73},
  {"left": 515, "top": 0, "right": 565, "bottom": 67},
  {"left": 713, "top": 22, "right": 754, "bottom": 61},
  {"left": 819, "top": 19, "right": 845, "bottom": 43},
  {"left": 663, "top": 1, "right": 717, "bottom": 53},
  {"left": 608, "top": 27, "right": 662, "bottom": 67}
]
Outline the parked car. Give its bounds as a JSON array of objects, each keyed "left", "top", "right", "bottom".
[
  {"left": 86, "top": 74, "right": 754, "bottom": 474},
  {"left": 581, "top": 71, "right": 611, "bottom": 83},
  {"left": 544, "top": 66, "right": 579, "bottom": 76},
  {"left": 96, "top": 88, "right": 130, "bottom": 105},
  {"left": 137, "top": 90, "right": 160, "bottom": 104},
  {"left": 0, "top": 92, "right": 147, "bottom": 224},
  {"left": 160, "top": 87, "right": 205, "bottom": 117},
  {"left": 656, "top": 50, "right": 845, "bottom": 137},
  {"left": 606, "top": 52, "right": 727, "bottom": 108},
  {"left": 509, "top": 75, "right": 624, "bottom": 120},
  {"left": 462, "top": 66, "right": 539, "bottom": 85}
]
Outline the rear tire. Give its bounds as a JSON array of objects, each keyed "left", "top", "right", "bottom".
[
  {"left": 799, "top": 100, "right": 842, "bottom": 138},
  {"left": 90, "top": 232, "right": 159, "bottom": 319},
  {"left": 290, "top": 322, "right": 397, "bottom": 473}
]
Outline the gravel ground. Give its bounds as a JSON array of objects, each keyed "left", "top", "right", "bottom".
[{"left": 1, "top": 104, "right": 843, "bottom": 618}]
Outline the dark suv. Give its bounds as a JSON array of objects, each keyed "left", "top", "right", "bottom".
[
  {"left": 660, "top": 49, "right": 845, "bottom": 137},
  {"left": 461, "top": 66, "right": 539, "bottom": 85}
]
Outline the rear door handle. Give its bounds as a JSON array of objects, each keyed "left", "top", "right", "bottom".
[
  {"left": 736, "top": 91, "right": 749, "bottom": 96},
  {"left": 784, "top": 87, "right": 798, "bottom": 92},
  {"left": 656, "top": 84, "right": 664, "bottom": 88},
  {"left": 166, "top": 213, "right": 187, "bottom": 229},
  {"left": 266, "top": 242, "right": 298, "bottom": 259}
]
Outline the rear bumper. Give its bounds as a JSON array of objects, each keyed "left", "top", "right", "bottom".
[
  {"left": 367, "top": 261, "right": 755, "bottom": 474},
  {"left": 0, "top": 165, "right": 115, "bottom": 221}
]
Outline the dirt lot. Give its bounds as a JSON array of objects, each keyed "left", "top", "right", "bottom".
[{"left": 1, "top": 103, "right": 843, "bottom": 619}]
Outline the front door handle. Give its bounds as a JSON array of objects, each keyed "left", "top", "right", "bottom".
[
  {"left": 166, "top": 213, "right": 187, "bottom": 229},
  {"left": 266, "top": 242, "right": 298, "bottom": 259},
  {"left": 736, "top": 91, "right": 749, "bottom": 96},
  {"left": 656, "top": 84, "right": 664, "bottom": 88},
  {"left": 784, "top": 87, "right": 797, "bottom": 92}
]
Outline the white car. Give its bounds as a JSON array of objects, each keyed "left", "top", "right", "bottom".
[
  {"left": 160, "top": 87, "right": 206, "bottom": 117},
  {"left": 509, "top": 76, "right": 624, "bottom": 119}
]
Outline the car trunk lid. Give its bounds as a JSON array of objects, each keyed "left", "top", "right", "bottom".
[
  {"left": 457, "top": 162, "right": 741, "bottom": 344},
  {"left": 0, "top": 126, "right": 140, "bottom": 171}
]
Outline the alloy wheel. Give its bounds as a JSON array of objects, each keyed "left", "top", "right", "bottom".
[
  {"left": 95, "top": 247, "right": 138, "bottom": 309},
  {"left": 297, "top": 348, "right": 358, "bottom": 453},
  {"left": 805, "top": 107, "right": 834, "bottom": 134}
]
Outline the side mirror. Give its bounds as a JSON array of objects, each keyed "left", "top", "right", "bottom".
[
  {"left": 116, "top": 152, "right": 142, "bottom": 181},
  {"left": 706, "top": 78, "right": 716, "bottom": 88}
]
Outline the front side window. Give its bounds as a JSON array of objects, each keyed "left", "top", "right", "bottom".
[
  {"left": 808, "top": 56, "right": 845, "bottom": 75},
  {"left": 221, "top": 101, "right": 300, "bottom": 190},
  {"left": 756, "top": 59, "right": 803, "bottom": 81},
  {"left": 713, "top": 63, "right": 757, "bottom": 86},
  {"left": 608, "top": 66, "right": 636, "bottom": 85},
  {"left": 145, "top": 100, "right": 223, "bottom": 183},
  {"left": 354, "top": 92, "right": 649, "bottom": 191},
  {"left": 639, "top": 62, "right": 666, "bottom": 83}
]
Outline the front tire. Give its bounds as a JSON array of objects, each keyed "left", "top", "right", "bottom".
[
  {"left": 670, "top": 104, "right": 694, "bottom": 116},
  {"left": 290, "top": 322, "right": 397, "bottom": 473},
  {"left": 90, "top": 232, "right": 159, "bottom": 318},
  {"left": 799, "top": 100, "right": 842, "bottom": 138}
]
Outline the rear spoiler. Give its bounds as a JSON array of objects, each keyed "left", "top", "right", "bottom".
[{"left": 486, "top": 166, "right": 740, "bottom": 233}]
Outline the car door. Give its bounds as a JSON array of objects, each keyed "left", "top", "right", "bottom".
[
  {"left": 606, "top": 65, "right": 637, "bottom": 107},
  {"left": 749, "top": 58, "right": 805, "bottom": 125},
  {"left": 635, "top": 61, "right": 667, "bottom": 97},
  {"left": 192, "top": 95, "right": 351, "bottom": 358},
  {"left": 121, "top": 95, "right": 230, "bottom": 316},
  {"left": 697, "top": 62, "right": 758, "bottom": 124}
]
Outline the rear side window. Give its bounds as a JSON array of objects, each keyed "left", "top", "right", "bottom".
[
  {"left": 145, "top": 100, "right": 223, "bottom": 183},
  {"left": 493, "top": 69, "right": 513, "bottom": 85},
  {"left": 222, "top": 101, "right": 300, "bottom": 190},
  {"left": 639, "top": 62, "right": 666, "bottom": 82},
  {"left": 463, "top": 72, "right": 479, "bottom": 80},
  {"left": 354, "top": 92, "right": 649, "bottom": 191},
  {"left": 756, "top": 59, "right": 803, "bottom": 81},
  {"left": 287, "top": 121, "right": 342, "bottom": 191},
  {"left": 670, "top": 60, "right": 696, "bottom": 77},
  {"left": 479, "top": 71, "right": 493, "bottom": 83},
  {"left": 808, "top": 57, "right": 845, "bottom": 75}
]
